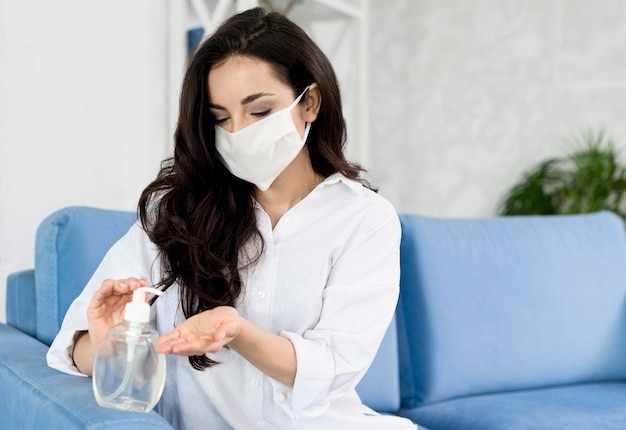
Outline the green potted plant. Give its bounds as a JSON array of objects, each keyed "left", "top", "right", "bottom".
[{"left": 497, "top": 129, "right": 626, "bottom": 220}]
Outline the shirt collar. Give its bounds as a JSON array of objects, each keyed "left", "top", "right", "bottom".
[
  {"left": 253, "top": 172, "right": 365, "bottom": 211},
  {"left": 320, "top": 172, "right": 364, "bottom": 195}
]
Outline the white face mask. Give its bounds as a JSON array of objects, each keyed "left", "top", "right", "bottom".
[{"left": 214, "top": 87, "right": 311, "bottom": 191}]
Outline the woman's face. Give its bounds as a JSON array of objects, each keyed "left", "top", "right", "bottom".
[{"left": 207, "top": 55, "right": 309, "bottom": 137}]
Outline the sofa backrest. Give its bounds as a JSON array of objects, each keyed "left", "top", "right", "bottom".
[
  {"left": 355, "top": 315, "right": 400, "bottom": 412},
  {"left": 397, "top": 211, "right": 626, "bottom": 408},
  {"left": 34, "top": 206, "right": 136, "bottom": 345}
]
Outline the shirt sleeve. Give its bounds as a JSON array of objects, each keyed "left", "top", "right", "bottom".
[
  {"left": 276, "top": 201, "right": 402, "bottom": 420},
  {"left": 46, "top": 222, "right": 159, "bottom": 375}
]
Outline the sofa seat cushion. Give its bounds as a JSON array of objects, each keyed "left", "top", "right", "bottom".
[
  {"left": 0, "top": 323, "right": 172, "bottom": 429},
  {"left": 399, "top": 382, "right": 626, "bottom": 430}
]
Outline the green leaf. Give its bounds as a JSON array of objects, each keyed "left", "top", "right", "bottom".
[{"left": 498, "top": 129, "right": 626, "bottom": 222}]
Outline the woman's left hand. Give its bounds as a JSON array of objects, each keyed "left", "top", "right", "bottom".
[{"left": 156, "top": 306, "right": 241, "bottom": 356}]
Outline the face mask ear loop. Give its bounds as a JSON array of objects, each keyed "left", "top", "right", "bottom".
[
  {"left": 302, "top": 121, "right": 312, "bottom": 144},
  {"left": 288, "top": 86, "right": 310, "bottom": 111},
  {"left": 291, "top": 86, "right": 312, "bottom": 142}
]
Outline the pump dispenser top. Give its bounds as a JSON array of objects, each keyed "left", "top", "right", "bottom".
[
  {"left": 125, "top": 287, "right": 163, "bottom": 323},
  {"left": 93, "top": 286, "right": 166, "bottom": 413}
]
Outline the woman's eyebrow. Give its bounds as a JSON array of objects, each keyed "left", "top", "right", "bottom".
[
  {"left": 241, "top": 92, "right": 275, "bottom": 105},
  {"left": 208, "top": 93, "right": 275, "bottom": 110}
]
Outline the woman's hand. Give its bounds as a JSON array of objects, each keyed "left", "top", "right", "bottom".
[
  {"left": 86, "top": 277, "right": 149, "bottom": 354},
  {"left": 156, "top": 306, "right": 241, "bottom": 356},
  {"left": 73, "top": 277, "right": 149, "bottom": 375},
  {"left": 156, "top": 306, "right": 296, "bottom": 387}
]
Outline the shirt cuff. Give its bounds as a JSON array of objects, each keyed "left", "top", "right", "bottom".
[
  {"left": 272, "top": 331, "right": 335, "bottom": 421},
  {"left": 47, "top": 328, "right": 88, "bottom": 377}
]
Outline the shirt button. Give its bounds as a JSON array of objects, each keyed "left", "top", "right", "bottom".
[
  {"left": 258, "top": 291, "right": 266, "bottom": 299},
  {"left": 250, "top": 379, "right": 260, "bottom": 387}
]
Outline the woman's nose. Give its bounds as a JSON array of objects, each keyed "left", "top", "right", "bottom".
[{"left": 229, "top": 116, "right": 249, "bottom": 134}]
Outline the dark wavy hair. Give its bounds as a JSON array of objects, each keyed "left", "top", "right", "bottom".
[{"left": 138, "top": 7, "right": 365, "bottom": 370}]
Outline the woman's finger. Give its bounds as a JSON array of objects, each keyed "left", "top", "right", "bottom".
[
  {"left": 92, "top": 277, "right": 147, "bottom": 302},
  {"left": 156, "top": 330, "right": 228, "bottom": 356},
  {"left": 158, "top": 328, "right": 184, "bottom": 345},
  {"left": 155, "top": 332, "right": 190, "bottom": 354},
  {"left": 164, "top": 337, "right": 217, "bottom": 356},
  {"left": 91, "top": 279, "right": 115, "bottom": 302},
  {"left": 114, "top": 277, "right": 148, "bottom": 293}
]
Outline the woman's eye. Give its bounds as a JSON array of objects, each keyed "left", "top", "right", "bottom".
[
  {"left": 214, "top": 117, "right": 229, "bottom": 125},
  {"left": 250, "top": 109, "right": 271, "bottom": 118}
]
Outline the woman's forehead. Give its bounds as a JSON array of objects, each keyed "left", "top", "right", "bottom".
[{"left": 207, "top": 55, "right": 290, "bottom": 102}]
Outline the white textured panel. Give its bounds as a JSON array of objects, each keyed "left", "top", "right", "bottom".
[
  {"left": 367, "top": 0, "right": 626, "bottom": 218},
  {"left": 558, "top": 0, "right": 626, "bottom": 81},
  {"left": 370, "top": 0, "right": 558, "bottom": 86}
]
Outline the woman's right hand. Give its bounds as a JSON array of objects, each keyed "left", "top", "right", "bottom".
[
  {"left": 86, "top": 277, "right": 149, "bottom": 353},
  {"left": 73, "top": 277, "right": 148, "bottom": 375}
]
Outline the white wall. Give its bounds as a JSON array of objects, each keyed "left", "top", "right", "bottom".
[
  {"left": 368, "top": 0, "right": 626, "bottom": 217},
  {"left": 0, "top": 0, "right": 169, "bottom": 322}
]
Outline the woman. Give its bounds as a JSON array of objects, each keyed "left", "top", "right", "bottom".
[{"left": 48, "top": 7, "right": 416, "bottom": 430}]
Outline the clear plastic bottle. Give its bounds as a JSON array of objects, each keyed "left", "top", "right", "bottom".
[{"left": 92, "top": 287, "right": 166, "bottom": 413}]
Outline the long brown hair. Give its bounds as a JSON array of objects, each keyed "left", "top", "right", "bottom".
[{"left": 138, "top": 7, "right": 365, "bottom": 370}]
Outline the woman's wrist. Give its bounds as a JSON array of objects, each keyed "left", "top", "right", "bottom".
[{"left": 71, "top": 330, "right": 90, "bottom": 374}]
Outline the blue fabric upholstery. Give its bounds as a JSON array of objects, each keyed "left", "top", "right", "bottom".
[
  {"left": 399, "top": 382, "right": 626, "bottom": 430},
  {"left": 34, "top": 206, "right": 137, "bottom": 345},
  {"left": 397, "top": 211, "right": 626, "bottom": 409},
  {"left": 0, "top": 323, "right": 172, "bottom": 429},
  {"left": 355, "top": 315, "right": 400, "bottom": 412},
  {"left": 6, "top": 269, "right": 36, "bottom": 337},
  {"left": 2, "top": 207, "right": 169, "bottom": 429},
  {"left": 8, "top": 206, "right": 626, "bottom": 429}
]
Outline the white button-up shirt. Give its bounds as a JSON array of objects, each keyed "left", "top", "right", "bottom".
[{"left": 48, "top": 173, "right": 416, "bottom": 430}]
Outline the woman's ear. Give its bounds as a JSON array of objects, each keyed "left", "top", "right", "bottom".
[{"left": 303, "top": 83, "right": 321, "bottom": 123}]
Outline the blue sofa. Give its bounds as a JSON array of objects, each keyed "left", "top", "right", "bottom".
[
  {"left": 0, "top": 206, "right": 400, "bottom": 429},
  {"left": 3, "top": 206, "right": 626, "bottom": 429}
]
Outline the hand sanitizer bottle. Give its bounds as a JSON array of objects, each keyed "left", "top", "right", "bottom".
[{"left": 93, "top": 287, "right": 166, "bottom": 412}]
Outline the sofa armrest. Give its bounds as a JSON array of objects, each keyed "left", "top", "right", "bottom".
[
  {"left": 6, "top": 269, "right": 37, "bottom": 338},
  {"left": 0, "top": 323, "right": 172, "bottom": 429}
]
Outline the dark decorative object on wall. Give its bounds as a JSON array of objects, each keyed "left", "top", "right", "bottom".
[
  {"left": 187, "top": 27, "right": 205, "bottom": 56},
  {"left": 186, "top": 1, "right": 300, "bottom": 56},
  {"left": 498, "top": 129, "right": 626, "bottom": 220}
]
